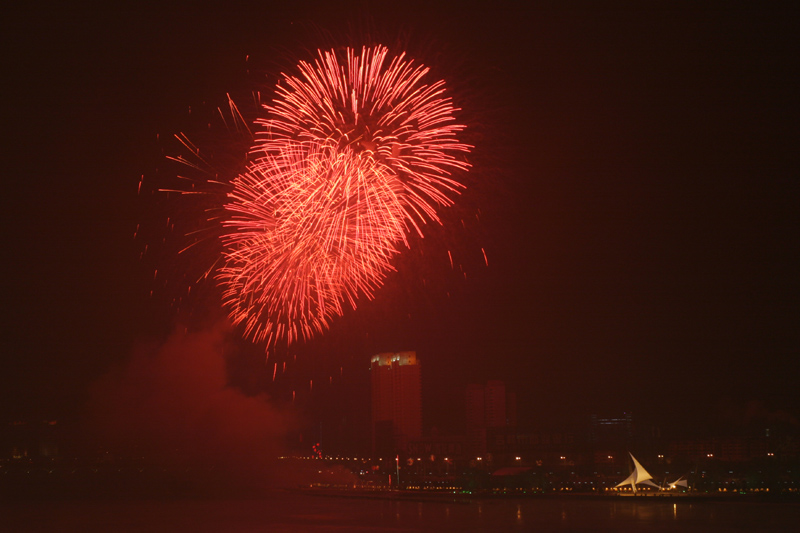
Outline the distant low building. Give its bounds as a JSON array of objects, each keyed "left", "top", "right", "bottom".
[
  {"left": 406, "top": 434, "right": 464, "bottom": 459},
  {"left": 1, "top": 420, "right": 60, "bottom": 460},
  {"left": 588, "top": 412, "right": 634, "bottom": 446}
]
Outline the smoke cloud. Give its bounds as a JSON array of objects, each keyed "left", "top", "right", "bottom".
[{"left": 85, "top": 322, "right": 297, "bottom": 492}]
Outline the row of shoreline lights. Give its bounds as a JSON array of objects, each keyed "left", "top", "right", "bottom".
[
  {"left": 285, "top": 452, "right": 776, "bottom": 462},
  {"left": 292, "top": 455, "right": 561, "bottom": 462}
]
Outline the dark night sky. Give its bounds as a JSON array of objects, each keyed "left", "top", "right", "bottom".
[{"left": 2, "top": 3, "right": 798, "bottom": 445}]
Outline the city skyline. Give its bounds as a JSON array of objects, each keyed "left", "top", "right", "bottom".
[{"left": 2, "top": 2, "right": 798, "bottom": 453}]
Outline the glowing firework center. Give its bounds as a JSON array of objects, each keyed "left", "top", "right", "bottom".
[{"left": 219, "top": 46, "right": 470, "bottom": 348}]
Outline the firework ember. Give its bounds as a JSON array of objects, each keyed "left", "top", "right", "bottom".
[{"left": 219, "top": 45, "right": 470, "bottom": 348}]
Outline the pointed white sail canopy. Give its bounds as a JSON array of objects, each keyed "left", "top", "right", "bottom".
[
  {"left": 615, "top": 453, "right": 659, "bottom": 492},
  {"left": 669, "top": 477, "right": 688, "bottom": 489}
]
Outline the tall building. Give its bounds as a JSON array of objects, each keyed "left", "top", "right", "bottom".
[
  {"left": 370, "top": 352, "right": 422, "bottom": 456},
  {"left": 484, "top": 380, "right": 507, "bottom": 428},
  {"left": 466, "top": 380, "right": 516, "bottom": 456},
  {"left": 465, "top": 384, "right": 488, "bottom": 456}
]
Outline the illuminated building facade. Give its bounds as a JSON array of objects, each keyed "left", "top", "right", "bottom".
[{"left": 370, "top": 352, "right": 422, "bottom": 456}]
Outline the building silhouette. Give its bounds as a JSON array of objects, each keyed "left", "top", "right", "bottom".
[
  {"left": 466, "top": 380, "right": 517, "bottom": 457},
  {"left": 588, "top": 412, "right": 634, "bottom": 445},
  {"left": 370, "top": 352, "right": 422, "bottom": 457}
]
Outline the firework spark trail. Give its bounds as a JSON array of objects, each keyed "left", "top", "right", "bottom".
[{"left": 215, "top": 45, "right": 469, "bottom": 348}]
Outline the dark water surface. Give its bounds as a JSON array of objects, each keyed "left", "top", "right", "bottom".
[{"left": 3, "top": 492, "right": 799, "bottom": 531}]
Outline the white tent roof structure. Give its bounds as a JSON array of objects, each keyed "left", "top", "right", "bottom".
[
  {"left": 668, "top": 476, "right": 688, "bottom": 489},
  {"left": 615, "top": 453, "right": 660, "bottom": 492}
]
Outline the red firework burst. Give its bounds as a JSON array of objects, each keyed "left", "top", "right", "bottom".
[
  {"left": 257, "top": 45, "right": 470, "bottom": 230},
  {"left": 219, "top": 45, "right": 470, "bottom": 348}
]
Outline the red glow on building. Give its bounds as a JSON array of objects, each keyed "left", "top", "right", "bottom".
[{"left": 370, "top": 352, "right": 422, "bottom": 456}]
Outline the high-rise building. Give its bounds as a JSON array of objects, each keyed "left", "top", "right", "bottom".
[
  {"left": 484, "top": 380, "right": 507, "bottom": 428},
  {"left": 465, "top": 384, "right": 488, "bottom": 456},
  {"left": 466, "top": 380, "right": 517, "bottom": 456},
  {"left": 370, "top": 352, "right": 422, "bottom": 456},
  {"left": 505, "top": 391, "right": 518, "bottom": 427}
]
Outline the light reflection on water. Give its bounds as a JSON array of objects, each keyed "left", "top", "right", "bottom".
[{"left": 3, "top": 492, "right": 799, "bottom": 532}]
